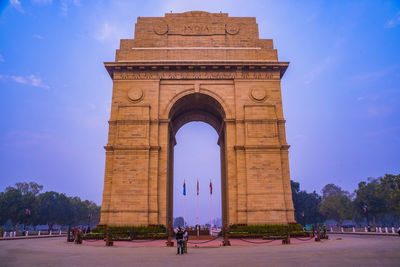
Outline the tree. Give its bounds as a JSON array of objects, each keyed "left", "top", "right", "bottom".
[
  {"left": 319, "top": 184, "right": 353, "bottom": 226},
  {"left": 354, "top": 179, "right": 386, "bottom": 227},
  {"left": 0, "top": 187, "right": 25, "bottom": 230},
  {"left": 291, "top": 181, "right": 325, "bottom": 225},
  {"left": 37, "top": 191, "right": 66, "bottom": 231},
  {"left": 379, "top": 174, "right": 400, "bottom": 217}
]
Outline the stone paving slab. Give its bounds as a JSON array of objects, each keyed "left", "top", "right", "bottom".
[{"left": 0, "top": 235, "right": 399, "bottom": 266}]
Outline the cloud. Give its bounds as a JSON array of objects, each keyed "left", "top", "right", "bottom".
[
  {"left": 0, "top": 54, "right": 4, "bottom": 62},
  {"left": 60, "top": 0, "right": 80, "bottom": 16},
  {"left": 385, "top": 11, "right": 400, "bottom": 28},
  {"left": 7, "top": 74, "right": 50, "bottom": 89},
  {"left": 33, "top": 34, "right": 44, "bottom": 39},
  {"left": 10, "top": 0, "right": 24, "bottom": 13},
  {"left": 30, "top": 0, "right": 53, "bottom": 4},
  {"left": 364, "top": 126, "right": 400, "bottom": 138},
  {"left": 352, "top": 65, "right": 399, "bottom": 83},
  {"left": 305, "top": 55, "right": 334, "bottom": 84},
  {"left": 93, "top": 21, "right": 126, "bottom": 43},
  {"left": 2, "top": 129, "right": 55, "bottom": 147}
]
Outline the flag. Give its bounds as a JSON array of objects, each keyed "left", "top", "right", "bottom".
[
  {"left": 197, "top": 180, "right": 199, "bottom": 195},
  {"left": 183, "top": 180, "right": 186, "bottom": 196},
  {"left": 210, "top": 180, "right": 212, "bottom": 195}
]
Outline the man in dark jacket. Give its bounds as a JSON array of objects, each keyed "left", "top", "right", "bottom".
[{"left": 176, "top": 227, "right": 184, "bottom": 255}]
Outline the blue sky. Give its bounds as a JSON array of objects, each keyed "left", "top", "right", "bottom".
[{"left": 0, "top": 0, "right": 399, "bottom": 225}]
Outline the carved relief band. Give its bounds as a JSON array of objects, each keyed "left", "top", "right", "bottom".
[{"left": 114, "top": 70, "right": 278, "bottom": 80}]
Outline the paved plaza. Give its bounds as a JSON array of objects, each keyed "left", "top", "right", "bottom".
[{"left": 0, "top": 234, "right": 399, "bottom": 266}]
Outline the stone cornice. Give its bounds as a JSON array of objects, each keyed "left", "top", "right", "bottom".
[{"left": 104, "top": 60, "right": 289, "bottom": 79}]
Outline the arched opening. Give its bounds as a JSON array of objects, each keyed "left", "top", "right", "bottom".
[
  {"left": 173, "top": 122, "right": 222, "bottom": 228},
  {"left": 167, "top": 93, "right": 227, "bottom": 230}
]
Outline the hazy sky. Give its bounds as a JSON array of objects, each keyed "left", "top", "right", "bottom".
[{"left": 0, "top": 1, "right": 399, "bottom": 225}]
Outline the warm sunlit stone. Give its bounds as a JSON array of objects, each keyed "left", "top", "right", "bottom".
[{"left": 99, "top": 11, "right": 295, "bottom": 226}]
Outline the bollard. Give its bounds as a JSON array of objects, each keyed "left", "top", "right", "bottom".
[
  {"left": 38, "top": 230, "right": 41, "bottom": 236},
  {"left": 223, "top": 223, "right": 231, "bottom": 246},
  {"left": 341, "top": 227, "right": 344, "bottom": 233},
  {"left": 9, "top": 232, "right": 12, "bottom": 237},
  {"left": 330, "top": 227, "right": 333, "bottom": 232},
  {"left": 392, "top": 227, "right": 395, "bottom": 233},
  {"left": 67, "top": 226, "right": 73, "bottom": 242},
  {"left": 14, "top": 231, "right": 16, "bottom": 237},
  {"left": 365, "top": 227, "right": 367, "bottom": 232},
  {"left": 3, "top": 231, "right": 6, "bottom": 238},
  {"left": 379, "top": 227, "right": 382, "bottom": 233},
  {"left": 25, "top": 231, "right": 28, "bottom": 236},
  {"left": 375, "top": 227, "right": 378, "bottom": 232},
  {"left": 315, "top": 224, "right": 321, "bottom": 242},
  {"left": 59, "top": 230, "right": 62, "bottom": 235},
  {"left": 166, "top": 221, "right": 173, "bottom": 247},
  {"left": 385, "top": 227, "right": 388, "bottom": 233},
  {"left": 352, "top": 227, "right": 355, "bottom": 233},
  {"left": 105, "top": 226, "right": 113, "bottom": 246},
  {"left": 283, "top": 225, "right": 291, "bottom": 244},
  {"left": 49, "top": 230, "right": 52, "bottom": 236}
]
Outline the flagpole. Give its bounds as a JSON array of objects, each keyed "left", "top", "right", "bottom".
[
  {"left": 210, "top": 189, "right": 212, "bottom": 233},
  {"left": 183, "top": 180, "right": 186, "bottom": 227},
  {"left": 197, "top": 179, "right": 199, "bottom": 237},
  {"left": 210, "top": 179, "right": 212, "bottom": 233},
  {"left": 184, "top": 194, "right": 186, "bottom": 227}
]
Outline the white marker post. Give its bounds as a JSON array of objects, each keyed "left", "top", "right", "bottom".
[
  {"left": 379, "top": 227, "right": 382, "bottom": 233},
  {"left": 352, "top": 227, "right": 355, "bottom": 233},
  {"left": 365, "top": 226, "right": 367, "bottom": 232},
  {"left": 392, "top": 227, "right": 395, "bottom": 233},
  {"left": 3, "top": 231, "right": 6, "bottom": 238},
  {"left": 25, "top": 231, "right": 28, "bottom": 236},
  {"left": 38, "top": 230, "right": 41, "bottom": 236},
  {"left": 341, "top": 227, "right": 344, "bottom": 233},
  {"left": 330, "top": 227, "right": 333, "bottom": 232},
  {"left": 59, "top": 230, "right": 62, "bottom": 235}
]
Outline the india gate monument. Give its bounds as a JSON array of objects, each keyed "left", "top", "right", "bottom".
[{"left": 99, "top": 11, "right": 295, "bottom": 227}]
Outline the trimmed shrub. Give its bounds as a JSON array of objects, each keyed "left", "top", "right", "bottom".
[
  {"left": 87, "top": 225, "right": 167, "bottom": 240},
  {"left": 228, "top": 224, "right": 306, "bottom": 238}
]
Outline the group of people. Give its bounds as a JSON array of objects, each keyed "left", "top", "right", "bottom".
[{"left": 175, "top": 227, "right": 189, "bottom": 255}]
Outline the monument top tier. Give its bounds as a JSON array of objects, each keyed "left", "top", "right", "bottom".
[{"left": 112, "top": 11, "right": 282, "bottom": 64}]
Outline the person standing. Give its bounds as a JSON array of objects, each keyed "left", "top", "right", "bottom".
[
  {"left": 183, "top": 228, "right": 189, "bottom": 254},
  {"left": 176, "top": 227, "right": 184, "bottom": 255}
]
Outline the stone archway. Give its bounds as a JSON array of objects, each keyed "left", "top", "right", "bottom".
[
  {"left": 166, "top": 93, "right": 228, "bottom": 228},
  {"left": 99, "top": 11, "right": 295, "bottom": 227}
]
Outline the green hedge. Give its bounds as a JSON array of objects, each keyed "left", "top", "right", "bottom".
[
  {"left": 87, "top": 225, "right": 167, "bottom": 240},
  {"left": 228, "top": 224, "right": 306, "bottom": 238}
]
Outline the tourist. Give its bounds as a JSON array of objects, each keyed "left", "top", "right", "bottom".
[
  {"left": 183, "top": 228, "right": 189, "bottom": 254},
  {"left": 176, "top": 227, "right": 184, "bottom": 255}
]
